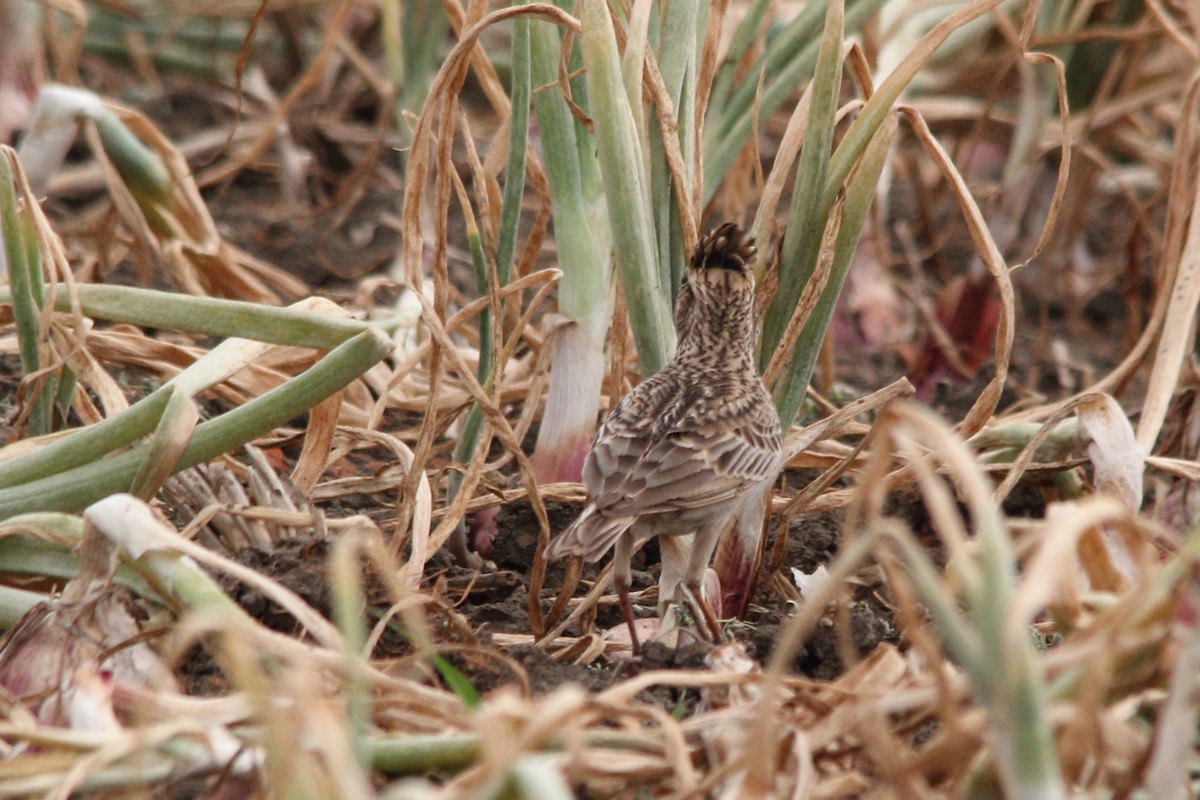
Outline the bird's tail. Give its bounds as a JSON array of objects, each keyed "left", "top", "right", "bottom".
[{"left": 544, "top": 506, "right": 633, "bottom": 563}]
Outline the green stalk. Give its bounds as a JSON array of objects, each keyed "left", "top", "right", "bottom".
[
  {"left": 885, "top": 533, "right": 985, "bottom": 678},
  {"left": 760, "top": 0, "right": 846, "bottom": 376},
  {"left": 0, "top": 286, "right": 384, "bottom": 489},
  {"left": 526, "top": 9, "right": 610, "bottom": 484},
  {"left": 619, "top": 2, "right": 650, "bottom": 150},
  {"left": 396, "top": 1, "right": 448, "bottom": 137},
  {"left": 92, "top": 106, "right": 171, "bottom": 204},
  {"left": 892, "top": 408, "right": 1065, "bottom": 800},
  {"left": 367, "top": 730, "right": 666, "bottom": 777},
  {"left": 966, "top": 458, "right": 1063, "bottom": 799},
  {"left": 772, "top": 119, "right": 895, "bottom": 429},
  {"left": 706, "top": 0, "right": 772, "bottom": 117},
  {"left": 448, "top": 9, "right": 531, "bottom": 505},
  {"left": 651, "top": 0, "right": 701, "bottom": 301},
  {"left": 579, "top": 0, "right": 673, "bottom": 375},
  {"left": 703, "top": 0, "right": 886, "bottom": 201},
  {"left": 497, "top": 14, "right": 531, "bottom": 287},
  {"left": 19, "top": 200, "right": 44, "bottom": 312},
  {"left": 2, "top": 347, "right": 263, "bottom": 490},
  {"left": 442, "top": 6, "right": 531, "bottom": 540},
  {"left": 23, "top": 221, "right": 55, "bottom": 434},
  {"left": 530, "top": 16, "right": 608, "bottom": 326},
  {"left": 0, "top": 150, "right": 51, "bottom": 436},
  {"left": 446, "top": 228, "right": 494, "bottom": 557},
  {"left": 449, "top": 407, "right": 486, "bottom": 494},
  {"left": 329, "top": 537, "right": 370, "bottom": 768},
  {"left": 0, "top": 283, "right": 371, "bottom": 348},
  {"left": 0, "top": 519, "right": 156, "bottom": 600},
  {"left": 467, "top": 227, "right": 494, "bottom": 388},
  {"left": 366, "top": 733, "right": 481, "bottom": 774},
  {"left": 0, "top": 329, "right": 392, "bottom": 519},
  {"left": 968, "top": 420, "right": 1080, "bottom": 459},
  {"left": 0, "top": 386, "right": 170, "bottom": 488}
]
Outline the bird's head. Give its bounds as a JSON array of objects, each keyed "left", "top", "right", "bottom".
[
  {"left": 676, "top": 221, "right": 758, "bottom": 357},
  {"left": 685, "top": 222, "right": 756, "bottom": 292},
  {"left": 675, "top": 223, "right": 757, "bottom": 333}
]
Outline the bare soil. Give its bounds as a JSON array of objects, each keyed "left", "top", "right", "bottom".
[{"left": 12, "top": 72, "right": 1129, "bottom": 716}]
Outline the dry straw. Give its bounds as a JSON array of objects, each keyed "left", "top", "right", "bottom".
[{"left": 0, "top": 0, "right": 1199, "bottom": 797}]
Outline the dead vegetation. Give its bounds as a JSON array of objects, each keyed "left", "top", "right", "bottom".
[{"left": 0, "top": 0, "right": 1199, "bottom": 798}]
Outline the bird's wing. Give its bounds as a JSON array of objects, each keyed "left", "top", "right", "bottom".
[{"left": 584, "top": 377, "right": 782, "bottom": 517}]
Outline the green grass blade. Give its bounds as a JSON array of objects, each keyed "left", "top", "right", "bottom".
[
  {"left": 703, "top": 0, "right": 885, "bottom": 202},
  {"left": 432, "top": 653, "right": 482, "bottom": 711},
  {"left": 530, "top": 15, "right": 608, "bottom": 322},
  {"left": 760, "top": 0, "right": 845, "bottom": 374},
  {"left": 0, "top": 149, "right": 50, "bottom": 436},
  {"left": 497, "top": 14, "right": 531, "bottom": 286},
  {"left": 772, "top": 117, "right": 895, "bottom": 429},
  {"left": 579, "top": 0, "right": 673, "bottom": 375}
]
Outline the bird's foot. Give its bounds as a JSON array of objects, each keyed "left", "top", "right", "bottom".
[
  {"left": 616, "top": 576, "right": 642, "bottom": 655},
  {"left": 678, "top": 583, "right": 726, "bottom": 644}
]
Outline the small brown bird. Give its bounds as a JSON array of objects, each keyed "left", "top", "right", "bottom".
[{"left": 545, "top": 223, "right": 782, "bottom": 651}]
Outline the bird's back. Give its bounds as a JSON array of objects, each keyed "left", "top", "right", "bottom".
[{"left": 584, "top": 358, "right": 781, "bottom": 520}]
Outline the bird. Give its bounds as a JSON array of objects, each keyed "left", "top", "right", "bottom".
[{"left": 544, "top": 222, "right": 783, "bottom": 652}]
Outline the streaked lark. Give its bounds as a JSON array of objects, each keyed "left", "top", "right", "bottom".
[{"left": 545, "top": 223, "right": 782, "bottom": 651}]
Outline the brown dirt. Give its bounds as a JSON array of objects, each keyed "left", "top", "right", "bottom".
[{"left": 7, "top": 70, "right": 1137, "bottom": 735}]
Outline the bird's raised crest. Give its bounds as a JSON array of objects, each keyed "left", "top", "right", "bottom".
[{"left": 692, "top": 222, "right": 756, "bottom": 274}]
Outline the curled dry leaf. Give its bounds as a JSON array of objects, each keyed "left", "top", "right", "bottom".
[{"left": 1077, "top": 394, "right": 1145, "bottom": 511}]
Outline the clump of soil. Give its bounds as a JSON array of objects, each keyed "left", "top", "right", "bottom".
[
  {"left": 489, "top": 500, "right": 581, "bottom": 577},
  {"left": 224, "top": 538, "right": 333, "bottom": 635}
]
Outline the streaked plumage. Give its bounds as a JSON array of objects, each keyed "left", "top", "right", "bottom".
[{"left": 545, "top": 223, "right": 782, "bottom": 649}]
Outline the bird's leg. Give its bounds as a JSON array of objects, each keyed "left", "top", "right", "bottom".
[
  {"left": 656, "top": 536, "right": 691, "bottom": 618},
  {"left": 616, "top": 576, "right": 640, "bottom": 654},
  {"left": 613, "top": 534, "right": 641, "bottom": 654},
  {"left": 681, "top": 522, "right": 728, "bottom": 643}
]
